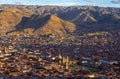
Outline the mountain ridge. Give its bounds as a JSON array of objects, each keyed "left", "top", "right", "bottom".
[
  {"left": 0, "top": 5, "right": 120, "bottom": 35},
  {"left": 7, "top": 14, "right": 76, "bottom": 35}
]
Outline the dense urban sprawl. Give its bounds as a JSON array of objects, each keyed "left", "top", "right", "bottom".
[{"left": 0, "top": 31, "right": 120, "bottom": 79}]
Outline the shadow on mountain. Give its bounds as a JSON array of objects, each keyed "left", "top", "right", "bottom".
[
  {"left": 7, "top": 14, "right": 76, "bottom": 35},
  {"left": 6, "top": 14, "right": 50, "bottom": 34}
]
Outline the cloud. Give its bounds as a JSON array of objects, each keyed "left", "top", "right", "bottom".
[
  {"left": 84, "top": 0, "right": 96, "bottom": 6},
  {"left": 111, "top": 0, "right": 120, "bottom": 3},
  {"left": 84, "top": 0, "right": 95, "bottom": 2},
  {"left": 46, "top": 2, "right": 79, "bottom": 6}
]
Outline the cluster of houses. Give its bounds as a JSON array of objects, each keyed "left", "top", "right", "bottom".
[{"left": 0, "top": 31, "right": 119, "bottom": 78}]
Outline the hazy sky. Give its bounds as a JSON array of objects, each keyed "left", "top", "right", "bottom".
[{"left": 0, "top": 0, "right": 120, "bottom": 7}]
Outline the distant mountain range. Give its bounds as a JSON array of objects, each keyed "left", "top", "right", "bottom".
[{"left": 0, "top": 5, "right": 120, "bottom": 35}]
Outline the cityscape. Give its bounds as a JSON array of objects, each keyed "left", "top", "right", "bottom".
[
  {"left": 0, "top": 31, "right": 119, "bottom": 78},
  {"left": 0, "top": 0, "right": 120, "bottom": 79}
]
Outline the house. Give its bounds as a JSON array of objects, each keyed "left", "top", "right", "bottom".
[
  {"left": 99, "top": 59, "right": 118, "bottom": 65},
  {"left": 77, "top": 57, "right": 95, "bottom": 67}
]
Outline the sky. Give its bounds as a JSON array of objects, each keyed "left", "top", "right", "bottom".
[{"left": 0, "top": 0, "right": 120, "bottom": 8}]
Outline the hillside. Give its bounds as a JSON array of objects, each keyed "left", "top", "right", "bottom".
[
  {"left": 0, "top": 5, "right": 120, "bottom": 35},
  {"left": 0, "top": 7, "right": 33, "bottom": 34},
  {"left": 7, "top": 14, "right": 76, "bottom": 35}
]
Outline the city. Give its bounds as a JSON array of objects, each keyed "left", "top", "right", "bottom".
[
  {"left": 0, "top": 30, "right": 119, "bottom": 79},
  {"left": 0, "top": 0, "right": 120, "bottom": 78}
]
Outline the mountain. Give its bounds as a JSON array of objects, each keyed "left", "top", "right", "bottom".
[
  {"left": 72, "top": 11, "right": 97, "bottom": 24},
  {"left": 0, "top": 7, "right": 33, "bottom": 34},
  {"left": 7, "top": 14, "right": 76, "bottom": 35},
  {"left": 0, "top": 5, "right": 120, "bottom": 35}
]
